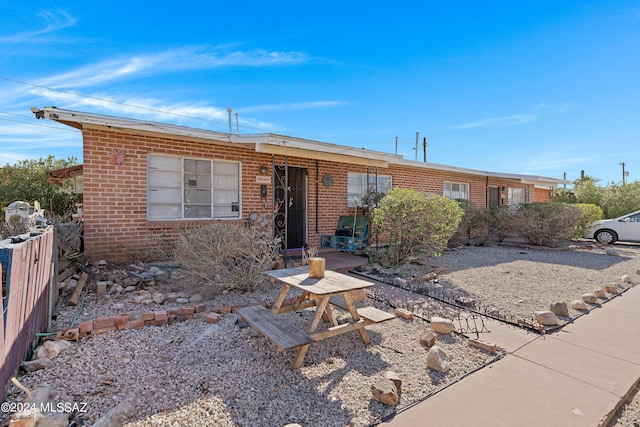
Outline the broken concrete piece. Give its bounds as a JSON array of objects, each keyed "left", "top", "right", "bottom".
[
  {"left": 394, "top": 308, "right": 414, "bottom": 320},
  {"left": 468, "top": 338, "right": 497, "bottom": 353}
]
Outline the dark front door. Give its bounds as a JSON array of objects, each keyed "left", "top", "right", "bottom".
[
  {"left": 274, "top": 166, "right": 307, "bottom": 249},
  {"left": 488, "top": 186, "right": 500, "bottom": 207}
]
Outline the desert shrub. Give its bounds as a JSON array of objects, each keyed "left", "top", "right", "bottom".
[
  {"left": 451, "top": 200, "right": 489, "bottom": 245},
  {"left": 508, "top": 203, "right": 581, "bottom": 246},
  {"left": 573, "top": 203, "right": 603, "bottom": 238},
  {"left": 172, "top": 221, "right": 281, "bottom": 292},
  {"left": 486, "top": 206, "right": 516, "bottom": 242},
  {"left": 372, "top": 187, "right": 464, "bottom": 264}
]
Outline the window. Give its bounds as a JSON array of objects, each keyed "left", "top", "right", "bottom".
[
  {"left": 508, "top": 187, "right": 525, "bottom": 206},
  {"left": 443, "top": 182, "right": 469, "bottom": 200},
  {"left": 147, "top": 154, "right": 240, "bottom": 220},
  {"left": 347, "top": 172, "right": 392, "bottom": 207}
]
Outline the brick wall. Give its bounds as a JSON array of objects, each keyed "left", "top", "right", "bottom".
[{"left": 81, "top": 126, "right": 533, "bottom": 261}]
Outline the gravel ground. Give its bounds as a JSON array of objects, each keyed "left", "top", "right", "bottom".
[{"left": 4, "top": 242, "right": 640, "bottom": 427}]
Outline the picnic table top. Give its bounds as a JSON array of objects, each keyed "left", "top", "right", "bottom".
[{"left": 265, "top": 266, "right": 373, "bottom": 296}]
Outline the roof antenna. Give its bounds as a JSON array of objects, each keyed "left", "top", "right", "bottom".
[{"left": 227, "top": 108, "right": 232, "bottom": 133}]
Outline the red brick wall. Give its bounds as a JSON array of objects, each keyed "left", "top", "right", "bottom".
[
  {"left": 81, "top": 126, "right": 534, "bottom": 261},
  {"left": 534, "top": 187, "right": 552, "bottom": 202}
]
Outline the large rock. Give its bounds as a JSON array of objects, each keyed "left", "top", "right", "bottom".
[
  {"left": 430, "top": 317, "right": 455, "bottom": 334},
  {"left": 534, "top": 310, "right": 559, "bottom": 326},
  {"left": 622, "top": 274, "right": 633, "bottom": 283},
  {"left": 606, "top": 249, "right": 621, "bottom": 256},
  {"left": 426, "top": 345, "right": 450, "bottom": 373},
  {"left": 419, "top": 329, "right": 437, "bottom": 347},
  {"left": 571, "top": 300, "right": 588, "bottom": 310},
  {"left": 34, "top": 340, "right": 72, "bottom": 360},
  {"left": 604, "top": 284, "right": 621, "bottom": 294},
  {"left": 385, "top": 371, "right": 403, "bottom": 393},
  {"left": 371, "top": 379, "right": 398, "bottom": 406},
  {"left": 593, "top": 288, "right": 607, "bottom": 299},
  {"left": 21, "top": 358, "right": 53, "bottom": 372},
  {"left": 549, "top": 302, "right": 569, "bottom": 317},
  {"left": 152, "top": 292, "right": 166, "bottom": 304},
  {"left": 582, "top": 293, "right": 598, "bottom": 304}
]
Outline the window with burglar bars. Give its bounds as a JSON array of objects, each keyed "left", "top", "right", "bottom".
[
  {"left": 443, "top": 181, "right": 469, "bottom": 200},
  {"left": 147, "top": 154, "right": 240, "bottom": 220}
]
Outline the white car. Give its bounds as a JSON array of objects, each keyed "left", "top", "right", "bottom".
[{"left": 584, "top": 209, "right": 640, "bottom": 244}]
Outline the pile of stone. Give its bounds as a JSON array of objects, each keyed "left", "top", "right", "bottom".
[{"left": 535, "top": 273, "right": 637, "bottom": 327}]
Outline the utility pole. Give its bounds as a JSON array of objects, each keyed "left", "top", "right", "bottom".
[
  {"left": 620, "top": 162, "right": 628, "bottom": 185},
  {"left": 415, "top": 132, "right": 419, "bottom": 161},
  {"left": 395, "top": 136, "right": 398, "bottom": 155},
  {"left": 423, "top": 137, "right": 427, "bottom": 162}
]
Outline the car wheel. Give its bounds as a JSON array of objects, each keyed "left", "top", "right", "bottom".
[{"left": 594, "top": 229, "right": 618, "bottom": 244}]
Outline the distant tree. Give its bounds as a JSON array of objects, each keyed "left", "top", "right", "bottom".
[
  {"left": 0, "top": 156, "right": 82, "bottom": 218},
  {"left": 599, "top": 181, "right": 640, "bottom": 218},
  {"left": 572, "top": 176, "right": 603, "bottom": 207}
]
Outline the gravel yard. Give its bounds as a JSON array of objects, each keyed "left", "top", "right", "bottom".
[{"left": 3, "top": 242, "right": 640, "bottom": 427}]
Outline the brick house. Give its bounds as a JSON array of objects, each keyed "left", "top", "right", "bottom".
[{"left": 40, "top": 107, "right": 565, "bottom": 262}]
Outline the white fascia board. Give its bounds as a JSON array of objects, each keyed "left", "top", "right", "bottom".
[
  {"left": 392, "top": 158, "right": 567, "bottom": 186},
  {"left": 42, "top": 107, "right": 245, "bottom": 144},
  {"left": 262, "top": 134, "right": 404, "bottom": 163}
]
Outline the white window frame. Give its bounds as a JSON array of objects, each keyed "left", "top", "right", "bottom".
[
  {"left": 443, "top": 181, "right": 469, "bottom": 200},
  {"left": 508, "top": 187, "right": 525, "bottom": 206},
  {"left": 147, "top": 154, "right": 241, "bottom": 220},
  {"left": 347, "top": 172, "right": 392, "bottom": 207}
]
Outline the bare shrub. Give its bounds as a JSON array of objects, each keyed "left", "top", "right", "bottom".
[
  {"left": 0, "top": 217, "right": 30, "bottom": 240},
  {"left": 172, "top": 221, "right": 281, "bottom": 293},
  {"left": 508, "top": 203, "right": 581, "bottom": 246}
]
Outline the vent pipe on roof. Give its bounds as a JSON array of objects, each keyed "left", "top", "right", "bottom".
[
  {"left": 227, "top": 108, "right": 232, "bottom": 133},
  {"left": 235, "top": 112, "right": 239, "bottom": 133}
]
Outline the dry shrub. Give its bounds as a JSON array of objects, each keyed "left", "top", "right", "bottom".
[
  {"left": 509, "top": 202, "right": 581, "bottom": 246},
  {"left": 172, "top": 221, "right": 281, "bottom": 293},
  {"left": 0, "top": 217, "right": 30, "bottom": 240}
]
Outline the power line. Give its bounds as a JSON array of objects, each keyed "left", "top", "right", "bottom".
[{"left": 0, "top": 116, "right": 80, "bottom": 132}]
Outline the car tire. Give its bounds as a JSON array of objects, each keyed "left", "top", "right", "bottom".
[{"left": 594, "top": 229, "right": 618, "bottom": 244}]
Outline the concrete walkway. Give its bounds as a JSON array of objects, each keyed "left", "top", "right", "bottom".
[{"left": 322, "top": 250, "right": 640, "bottom": 426}]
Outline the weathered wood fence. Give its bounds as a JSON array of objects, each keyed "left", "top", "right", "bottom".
[{"left": 1, "top": 227, "right": 55, "bottom": 397}]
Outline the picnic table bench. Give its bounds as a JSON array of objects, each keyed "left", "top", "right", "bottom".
[{"left": 238, "top": 267, "right": 395, "bottom": 369}]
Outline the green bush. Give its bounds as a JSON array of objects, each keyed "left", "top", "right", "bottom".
[
  {"left": 573, "top": 203, "right": 603, "bottom": 238},
  {"left": 451, "top": 200, "right": 489, "bottom": 245},
  {"left": 509, "top": 202, "right": 581, "bottom": 246},
  {"left": 372, "top": 187, "right": 463, "bottom": 264}
]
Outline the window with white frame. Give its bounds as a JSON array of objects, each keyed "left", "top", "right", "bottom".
[
  {"left": 508, "top": 187, "right": 525, "bottom": 206},
  {"left": 347, "top": 172, "right": 392, "bottom": 207},
  {"left": 443, "top": 181, "right": 469, "bottom": 200},
  {"left": 147, "top": 154, "right": 240, "bottom": 220}
]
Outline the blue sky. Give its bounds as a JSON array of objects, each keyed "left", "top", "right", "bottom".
[{"left": 1, "top": 1, "right": 639, "bottom": 185}]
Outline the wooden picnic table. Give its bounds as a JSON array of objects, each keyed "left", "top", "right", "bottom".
[{"left": 237, "top": 266, "right": 394, "bottom": 369}]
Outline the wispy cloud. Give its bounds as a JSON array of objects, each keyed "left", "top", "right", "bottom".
[
  {"left": 452, "top": 113, "right": 538, "bottom": 129},
  {"left": 0, "top": 9, "right": 76, "bottom": 43},
  {"left": 241, "top": 100, "right": 349, "bottom": 113},
  {"left": 451, "top": 102, "right": 571, "bottom": 130},
  {"left": 36, "top": 47, "right": 310, "bottom": 89}
]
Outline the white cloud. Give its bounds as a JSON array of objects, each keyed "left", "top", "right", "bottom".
[
  {"left": 36, "top": 47, "right": 310, "bottom": 89},
  {"left": 241, "top": 100, "right": 348, "bottom": 113},
  {"left": 452, "top": 113, "right": 538, "bottom": 129},
  {"left": 0, "top": 9, "right": 76, "bottom": 43}
]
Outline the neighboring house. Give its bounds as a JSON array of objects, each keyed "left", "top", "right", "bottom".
[{"left": 38, "top": 107, "right": 565, "bottom": 262}]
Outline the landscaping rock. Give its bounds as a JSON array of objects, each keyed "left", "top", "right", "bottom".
[
  {"left": 34, "top": 340, "right": 72, "bottom": 360},
  {"left": 371, "top": 379, "right": 398, "bottom": 406},
  {"left": 152, "top": 292, "right": 166, "bottom": 305},
  {"left": 534, "top": 310, "right": 559, "bottom": 326},
  {"left": 189, "top": 293, "right": 203, "bottom": 303},
  {"left": 571, "top": 300, "right": 588, "bottom": 310},
  {"left": 606, "top": 249, "right": 621, "bottom": 256},
  {"left": 394, "top": 308, "right": 414, "bottom": 320},
  {"left": 384, "top": 371, "right": 402, "bottom": 393},
  {"left": 419, "top": 329, "right": 437, "bottom": 347},
  {"left": 21, "top": 358, "right": 53, "bottom": 372},
  {"left": 176, "top": 298, "right": 189, "bottom": 304},
  {"left": 593, "top": 288, "right": 607, "bottom": 299},
  {"left": 582, "top": 293, "right": 598, "bottom": 304},
  {"left": 622, "top": 274, "right": 633, "bottom": 283},
  {"left": 549, "top": 302, "right": 569, "bottom": 317},
  {"left": 430, "top": 317, "right": 455, "bottom": 334},
  {"left": 604, "top": 284, "right": 621, "bottom": 294},
  {"left": 426, "top": 345, "right": 450, "bottom": 373}
]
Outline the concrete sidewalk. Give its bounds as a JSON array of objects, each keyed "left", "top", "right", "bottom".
[{"left": 378, "top": 284, "right": 640, "bottom": 427}]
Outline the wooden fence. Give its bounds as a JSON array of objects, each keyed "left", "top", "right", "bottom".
[{"left": 1, "top": 227, "right": 55, "bottom": 397}]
